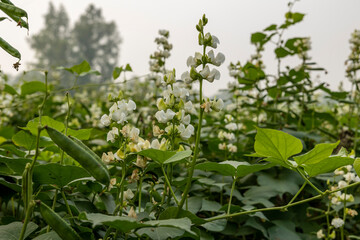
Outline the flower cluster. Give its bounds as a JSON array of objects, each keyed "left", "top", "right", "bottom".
[
  {"left": 181, "top": 15, "right": 225, "bottom": 84},
  {"left": 294, "top": 37, "right": 311, "bottom": 60},
  {"left": 100, "top": 99, "right": 136, "bottom": 130},
  {"left": 217, "top": 114, "right": 241, "bottom": 153},
  {"left": 345, "top": 29, "right": 360, "bottom": 82},
  {"left": 330, "top": 164, "right": 359, "bottom": 205},
  {"left": 149, "top": 29, "right": 173, "bottom": 74},
  {"left": 152, "top": 70, "right": 196, "bottom": 148}
]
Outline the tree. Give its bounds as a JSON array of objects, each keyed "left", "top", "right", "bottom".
[
  {"left": 71, "top": 4, "right": 121, "bottom": 80},
  {"left": 28, "top": 3, "right": 72, "bottom": 69}
]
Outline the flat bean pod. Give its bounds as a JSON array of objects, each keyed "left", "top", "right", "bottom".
[
  {"left": 0, "top": 2, "right": 27, "bottom": 18},
  {"left": 0, "top": 37, "right": 21, "bottom": 59},
  {"left": 39, "top": 202, "right": 81, "bottom": 240},
  {"left": 46, "top": 126, "right": 110, "bottom": 185}
]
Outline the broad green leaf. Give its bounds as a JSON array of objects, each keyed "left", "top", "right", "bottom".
[
  {"left": 12, "top": 130, "right": 53, "bottom": 150},
  {"left": 0, "top": 36, "right": 21, "bottom": 59},
  {"left": 146, "top": 218, "right": 195, "bottom": 235},
  {"left": 0, "top": 177, "right": 21, "bottom": 192},
  {"left": 354, "top": 158, "right": 360, "bottom": 177},
  {"left": 251, "top": 32, "right": 266, "bottom": 44},
  {"left": 304, "top": 156, "right": 354, "bottom": 177},
  {"left": 0, "top": 162, "right": 14, "bottom": 175},
  {"left": 159, "top": 206, "right": 206, "bottom": 224},
  {"left": 112, "top": 66, "right": 123, "bottom": 80},
  {"left": 236, "top": 162, "right": 275, "bottom": 178},
  {"left": 195, "top": 161, "right": 237, "bottom": 176},
  {"left": 275, "top": 47, "right": 290, "bottom": 58},
  {"left": 254, "top": 128, "right": 303, "bottom": 162},
  {"left": 85, "top": 213, "right": 147, "bottom": 232},
  {"left": 61, "top": 60, "right": 100, "bottom": 77},
  {"left": 264, "top": 24, "right": 277, "bottom": 31},
  {"left": 137, "top": 227, "right": 185, "bottom": 240},
  {"left": 200, "top": 199, "right": 222, "bottom": 212},
  {"left": 0, "top": 156, "right": 33, "bottom": 175},
  {"left": 68, "top": 128, "right": 93, "bottom": 140},
  {"left": 26, "top": 116, "right": 64, "bottom": 137},
  {"left": 0, "top": 136, "right": 6, "bottom": 145},
  {"left": 4, "top": 84, "right": 18, "bottom": 95},
  {"left": 125, "top": 63, "right": 132, "bottom": 71},
  {"left": 268, "top": 224, "right": 301, "bottom": 240},
  {"left": 20, "top": 81, "right": 46, "bottom": 96},
  {"left": 201, "top": 219, "right": 227, "bottom": 232},
  {"left": 294, "top": 141, "right": 339, "bottom": 165},
  {"left": 0, "top": 222, "right": 37, "bottom": 240},
  {"left": 33, "top": 231, "right": 62, "bottom": 240},
  {"left": 137, "top": 149, "right": 175, "bottom": 165},
  {"left": 163, "top": 150, "right": 192, "bottom": 164},
  {"left": 33, "top": 163, "right": 91, "bottom": 187}
]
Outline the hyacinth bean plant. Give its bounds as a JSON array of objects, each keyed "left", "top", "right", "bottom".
[{"left": 1, "top": 2, "right": 360, "bottom": 239}]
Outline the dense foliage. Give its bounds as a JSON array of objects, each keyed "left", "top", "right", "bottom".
[{"left": 1, "top": 1, "right": 360, "bottom": 240}]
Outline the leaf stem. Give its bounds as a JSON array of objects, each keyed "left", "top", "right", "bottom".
[
  {"left": 296, "top": 168, "right": 323, "bottom": 195},
  {"left": 227, "top": 177, "right": 237, "bottom": 215},
  {"left": 161, "top": 165, "right": 179, "bottom": 205}
]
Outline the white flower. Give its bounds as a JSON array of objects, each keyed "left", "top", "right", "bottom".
[
  {"left": 218, "top": 143, "right": 227, "bottom": 150},
  {"left": 128, "top": 206, "right": 137, "bottom": 219},
  {"left": 344, "top": 172, "right": 356, "bottom": 182},
  {"left": 100, "top": 114, "right": 111, "bottom": 127},
  {"left": 201, "top": 99, "right": 212, "bottom": 113},
  {"left": 334, "top": 168, "right": 344, "bottom": 175},
  {"left": 177, "top": 124, "right": 194, "bottom": 140},
  {"left": 184, "top": 101, "right": 193, "bottom": 112},
  {"left": 212, "top": 98, "right": 224, "bottom": 112},
  {"left": 155, "top": 109, "right": 176, "bottom": 123},
  {"left": 331, "top": 218, "right": 344, "bottom": 228},
  {"left": 173, "top": 85, "right": 189, "bottom": 99},
  {"left": 225, "top": 123, "right": 238, "bottom": 131},
  {"left": 208, "top": 50, "right": 225, "bottom": 66},
  {"left": 126, "top": 100, "right": 136, "bottom": 112},
  {"left": 151, "top": 139, "right": 161, "bottom": 149},
  {"left": 227, "top": 144, "right": 237, "bottom": 153},
  {"left": 338, "top": 180, "right": 348, "bottom": 188},
  {"left": 102, "top": 152, "right": 115, "bottom": 164},
  {"left": 207, "top": 68, "right": 221, "bottom": 82},
  {"left": 111, "top": 110, "right": 127, "bottom": 124},
  {"left": 124, "top": 189, "right": 134, "bottom": 200},
  {"left": 109, "top": 103, "right": 118, "bottom": 113},
  {"left": 316, "top": 229, "right": 325, "bottom": 239},
  {"left": 187, "top": 56, "right": 196, "bottom": 67},
  {"left": 179, "top": 110, "right": 191, "bottom": 125},
  {"left": 181, "top": 71, "right": 191, "bottom": 83},
  {"left": 200, "top": 66, "right": 210, "bottom": 78},
  {"left": 129, "top": 127, "right": 140, "bottom": 143},
  {"left": 107, "top": 127, "right": 119, "bottom": 143}
]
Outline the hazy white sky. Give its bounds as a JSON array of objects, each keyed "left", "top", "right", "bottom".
[{"left": 1, "top": 0, "right": 360, "bottom": 96}]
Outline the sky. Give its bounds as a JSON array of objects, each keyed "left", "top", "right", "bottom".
[{"left": 1, "top": 0, "right": 360, "bottom": 96}]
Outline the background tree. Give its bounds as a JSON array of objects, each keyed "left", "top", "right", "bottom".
[
  {"left": 28, "top": 3, "right": 71, "bottom": 69},
  {"left": 71, "top": 4, "right": 121, "bottom": 80}
]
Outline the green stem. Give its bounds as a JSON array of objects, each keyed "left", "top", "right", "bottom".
[
  {"left": 177, "top": 79, "right": 204, "bottom": 213},
  {"left": 286, "top": 182, "right": 307, "bottom": 207},
  {"left": 18, "top": 201, "right": 34, "bottom": 240},
  {"left": 119, "top": 162, "right": 126, "bottom": 216},
  {"left": 61, "top": 189, "right": 74, "bottom": 225},
  {"left": 205, "top": 181, "right": 360, "bottom": 222},
  {"left": 47, "top": 189, "right": 58, "bottom": 232},
  {"left": 341, "top": 188, "right": 348, "bottom": 240},
  {"left": 161, "top": 165, "right": 179, "bottom": 205},
  {"left": 138, "top": 175, "right": 143, "bottom": 213},
  {"left": 227, "top": 177, "right": 237, "bottom": 215},
  {"left": 296, "top": 169, "right": 323, "bottom": 195}
]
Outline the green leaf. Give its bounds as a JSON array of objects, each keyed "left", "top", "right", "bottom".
[
  {"left": 26, "top": 116, "right": 64, "bottom": 137},
  {"left": 275, "top": 47, "right": 291, "bottom": 58},
  {"left": 0, "top": 156, "right": 33, "bottom": 175},
  {"left": 0, "top": 222, "right": 37, "bottom": 240},
  {"left": 138, "top": 149, "right": 191, "bottom": 165},
  {"left": 85, "top": 213, "right": 147, "bottom": 232},
  {"left": 294, "top": 141, "right": 339, "bottom": 165},
  {"left": 33, "top": 163, "right": 91, "bottom": 187},
  {"left": 201, "top": 219, "right": 227, "bottom": 232},
  {"left": 264, "top": 24, "right": 277, "bottom": 31},
  {"left": 4, "top": 84, "right": 18, "bottom": 95},
  {"left": 195, "top": 161, "right": 237, "bottom": 176},
  {"left": 125, "top": 64, "right": 132, "bottom": 71},
  {"left": 67, "top": 128, "right": 92, "bottom": 140},
  {"left": 254, "top": 128, "right": 303, "bottom": 162},
  {"left": 163, "top": 150, "right": 192, "bottom": 164},
  {"left": 112, "top": 66, "right": 123, "bottom": 80},
  {"left": 0, "top": 36, "right": 21, "bottom": 59},
  {"left": 20, "top": 81, "right": 46, "bottom": 96},
  {"left": 251, "top": 32, "right": 266, "bottom": 44},
  {"left": 33, "top": 231, "right": 62, "bottom": 240},
  {"left": 354, "top": 158, "right": 360, "bottom": 177},
  {"left": 236, "top": 162, "right": 275, "bottom": 178},
  {"left": 137, "top": 227, "right": 185, "bottom": 240},
  {"left": 292, "top": 12, "right": 305, "bottom": 23},
  {"left": 12, "top": 130, "right": 52, "bottom": 150},
  {"left": 159, "top": 206, "right": 206, "bottom": 224},
  {"left": 0, "top": 177, "right": 21, "bottom": 192},
  {"left": 303, "top": 156, "right": 354, "bottom": 177},
  {"left": 61, "top": 60, "right": 100, "bottom": 77},
  {"left": 146, "top": 218, "right": 195, "bottom": 235}
]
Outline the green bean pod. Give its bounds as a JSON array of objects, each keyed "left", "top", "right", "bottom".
[
  {"left": 21, "top": 163, "right": 31, "bottom": 211},
  {"left": 45, "top": 126, "right": 110, "bottom": 185},
  {"left": 69, "top": 136, "right": 107, "bottom": 169},
  {"left": 39, "top": 202, "right": 81, "bottom": 240},
  {"left": 0, "top": 36, "right": 21, "bottom": 59},
  {"left": 0, "top": 2, "right": 27, "bottom": 18}
]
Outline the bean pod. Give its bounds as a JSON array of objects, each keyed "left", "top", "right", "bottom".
[
  {"left": 39, "top": 201, "right": 81, "bottom": 240},
  {"left": 0, "top": 36, "right": 21, "bottom": 59},
  {"left": 45, "top": 126, "right": 110, "bottom": 185}
]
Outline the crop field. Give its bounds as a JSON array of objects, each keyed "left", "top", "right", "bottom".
[{"left": 1, "top": 1, "right": 360, "bottom": 240}]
